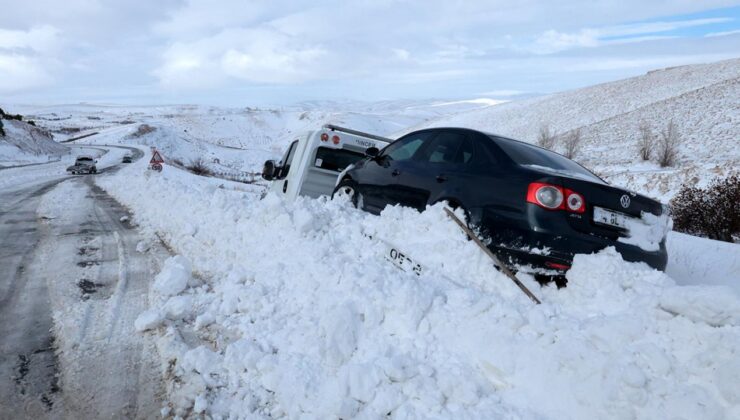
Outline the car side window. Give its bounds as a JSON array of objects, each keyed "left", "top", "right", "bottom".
[
  {"left": 381, "top": 133, "right": 430, "bottom": 162},
  {"left": 455, "top": 136, "right": 476, "bottom": 164},
  {"left": 475, "top": 137, "right": 503, "bottom": 166},
  {"left": 417, "top": 131, "right": 466, "bottom": 164},
  {"left": 277, "top": 140, "right": 299, "bottom": 179}
]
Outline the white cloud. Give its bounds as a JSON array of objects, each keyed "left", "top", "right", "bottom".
[
  {"left": 533, "top": 17, "right": 735, "bottom": 54},
  {"left": 0, "top": 54, "right": 54, "bottom": 93},
  {"left": 705, "top": 29, "right": 740, "bottom": 37},
  {"left": 0, "top": 25, "right": 62, "bottom": 93},
  {"left": 0, "top": 25, "right": 60, "bottom": 52},
  {"left": 155, "top": 27, "right": 330, "bottom": 87}
]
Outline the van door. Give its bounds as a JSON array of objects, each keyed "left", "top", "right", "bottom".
[
  {"left": 274, "top": 140, "right": 299, "bottom": 196},
  {"left": 300, "top": 146, "right": 367, "bottom": 198}
]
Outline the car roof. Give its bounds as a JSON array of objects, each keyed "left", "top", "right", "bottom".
[
  {"left": 406, "top": 127, "right": 555, "bottom": 153},
  {"left": 405, "top": 127, "right": 513, "bottom": 141}
]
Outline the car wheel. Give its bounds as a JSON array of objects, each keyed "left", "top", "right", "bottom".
[{"left": 332, "top": 179, "right": 359, "bottom": 208}]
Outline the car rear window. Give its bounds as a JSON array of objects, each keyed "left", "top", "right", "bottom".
[
  {"left": 492, "top": 136, "right": 605, "bottom": 183},
  {"left": 314, "top": 147, "right": 365, "bottom": 172}
]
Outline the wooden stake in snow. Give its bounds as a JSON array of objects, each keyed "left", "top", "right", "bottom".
[{"left": 444, "top": 208, "right": 541, "bottom": 305}]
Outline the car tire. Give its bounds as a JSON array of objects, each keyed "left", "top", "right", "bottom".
[{"left": 332, "top": 179, "right": 359, "bottom": 208}]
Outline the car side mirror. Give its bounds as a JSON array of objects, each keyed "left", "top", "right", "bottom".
[
  {"left": 365, "top": 147, "right": 380, "bottom": 158},
  {"left": 262, "top": 160, "right": 278, "bottom": 180}
]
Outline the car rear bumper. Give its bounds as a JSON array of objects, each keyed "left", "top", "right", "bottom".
[
  {"left": 492, "top": 234, "right": 668, "bottom": 274},
  {"left": 475, "top": 206, "right": 668, "bottom": 274}
]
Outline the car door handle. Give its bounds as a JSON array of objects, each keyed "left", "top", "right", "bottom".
[
  {"left": 436, "top": 175, "right": 447, "bottom": 183},
  {"left": 391, "top": 169, "right": 401, "bottom": 177}
]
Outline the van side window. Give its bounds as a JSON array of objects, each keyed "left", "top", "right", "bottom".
[
  {"left": 314, "top": 147, "right": 365, "bottom": 172},
  {"left": 277, "top": 140, "right": 299, "bottom": 179}
]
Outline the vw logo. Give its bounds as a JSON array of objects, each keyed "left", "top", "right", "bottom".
[{"left": 620, "top": 195, "right": 631, "bottom": 208}]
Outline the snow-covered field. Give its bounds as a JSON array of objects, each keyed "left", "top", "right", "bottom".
[
  {"left": 8, "top": 99, "right": 501, "bottom": 174},
  {"left": 94, "top": 158, "right": 740, "bottom": 419}
]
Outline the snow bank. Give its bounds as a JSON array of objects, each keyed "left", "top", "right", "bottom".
[
  {"left": 97, "top": 165, "right": 740, "bottom": 419},
  {"left": 666, "top": 231, "right": 740, "bottom": 293}
]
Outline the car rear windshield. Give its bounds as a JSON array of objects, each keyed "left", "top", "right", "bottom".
[
  {"left": 314, "top": 147, "right": 365, "bottom": 172},
  {"left": 492, "top": 136, "right": 605, "bottom": 183},
  {"left": 77, "top": 157, "right": 92, "bottom": 162}
]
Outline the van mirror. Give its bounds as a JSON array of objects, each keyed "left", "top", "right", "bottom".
[
  {"left": 365, "top": 147, "right": 380, "bottom": 158},
  {"left": 262, "top": 160, "right": 277, "bottom": 180}
]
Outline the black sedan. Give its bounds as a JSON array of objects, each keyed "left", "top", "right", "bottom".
[{"left": 333, "top": 127, "right": 669, "bottom": 276}]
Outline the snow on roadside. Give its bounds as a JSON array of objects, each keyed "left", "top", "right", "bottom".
[
  {"left": 97, "top": 166, "right": 740, "bottom": 419},
  {"left": 666, "top": 231, "right": 740, "bottom": 293}
]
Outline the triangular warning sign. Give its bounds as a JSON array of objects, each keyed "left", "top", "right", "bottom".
[{"left": 150, "top": 151, "right": 164, "bottom": 164}]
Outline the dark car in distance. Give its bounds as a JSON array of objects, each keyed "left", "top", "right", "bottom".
[{"left": 333, "top": 127, "right": 669, "bottom": 276}]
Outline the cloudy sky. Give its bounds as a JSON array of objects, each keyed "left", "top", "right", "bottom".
[{"left": 1, "top": 1, "right": 739, "bottom": 106}]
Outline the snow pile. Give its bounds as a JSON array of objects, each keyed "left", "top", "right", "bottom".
[
  {"left": 97, "top": 165, "right": 740, "bottom": 419},
  {"left": 666, "top": 232, "right": 740, "bottom": 293},
  {"left": 618, "top": 209, "right": 672, "bottom": 252}
]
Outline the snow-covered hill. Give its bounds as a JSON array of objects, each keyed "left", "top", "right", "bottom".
[
  {"left": 0, "top": 118, "right": 69, "bottom": 167},
  {"left": 406, "top": 58, "right": 740, "bottom": 201}
]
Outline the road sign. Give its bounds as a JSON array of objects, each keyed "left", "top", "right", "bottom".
[{"left": 150, "top": 150, "right": 164, "bottom": 164}]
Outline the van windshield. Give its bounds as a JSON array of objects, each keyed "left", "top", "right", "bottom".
[{"left": 314, "top": 147, "right": 365, "bottom": 172}]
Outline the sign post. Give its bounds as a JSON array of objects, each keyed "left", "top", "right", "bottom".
[{"left": 149, "top": 149, "right": 164, "bottom": 172}]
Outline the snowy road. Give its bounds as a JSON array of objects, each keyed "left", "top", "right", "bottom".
[
  {"left": 0, "top": 146, "right": 166, "bottom": 419},
  {"left": 0, "top": 177, "right": 67, "bottom": 417}
]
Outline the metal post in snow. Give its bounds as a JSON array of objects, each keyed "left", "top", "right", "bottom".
[{"left": 444, "top": 208, "right": 541, "bottom": 305}]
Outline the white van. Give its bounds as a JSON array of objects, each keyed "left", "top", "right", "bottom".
[{"left": 262, "top": 124, "right": 392, "bottom": 201}]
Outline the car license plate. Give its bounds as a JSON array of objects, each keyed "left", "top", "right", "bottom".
[
  {"left": 593, "top": 207, "right": 630, "bottom": 229},
  {"left": 385, "top": 245, "right": 423, "bottom": 276}
]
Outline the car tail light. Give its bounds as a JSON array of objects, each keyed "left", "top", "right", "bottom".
[
  {"left": 564, "top": 190, "right": 585, "bottom": 213},
  {"left": 527, "top": 182, "right": 586, "bottom": 213},
  {"left": 321, "top": 133, "right": 329, "bottom": 142},
  {"left": 527, "top": 182, "right": 563, "bottom": 209},
  {"left": 545, "top": 261, "right": 570, "bottom": 270},
  {"left": 332, "top": 135, "right": 340, "bottom": 145}
]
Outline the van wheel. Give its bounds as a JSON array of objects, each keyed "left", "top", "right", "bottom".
[{"left": 332, "top": 180, "right": 359, "bottom": 208}]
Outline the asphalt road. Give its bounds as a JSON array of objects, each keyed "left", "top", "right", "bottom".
[{"left": 0, "top": 145, "right": 164, "bottom": 419}]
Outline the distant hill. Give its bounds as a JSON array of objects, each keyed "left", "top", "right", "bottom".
[
  {"left": 406, "top": 58, "right": 740, "bottom": 200},
  {"left": 0, "top": 118, "right": 69, "bottom": 166}
]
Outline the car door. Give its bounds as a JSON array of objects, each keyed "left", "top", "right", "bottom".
[
  {"left": 356, "top": 131, "right": 431, "bottom": 213},
  {"left": 392, "top": 130, "right": 469, "bottom": 210}
]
